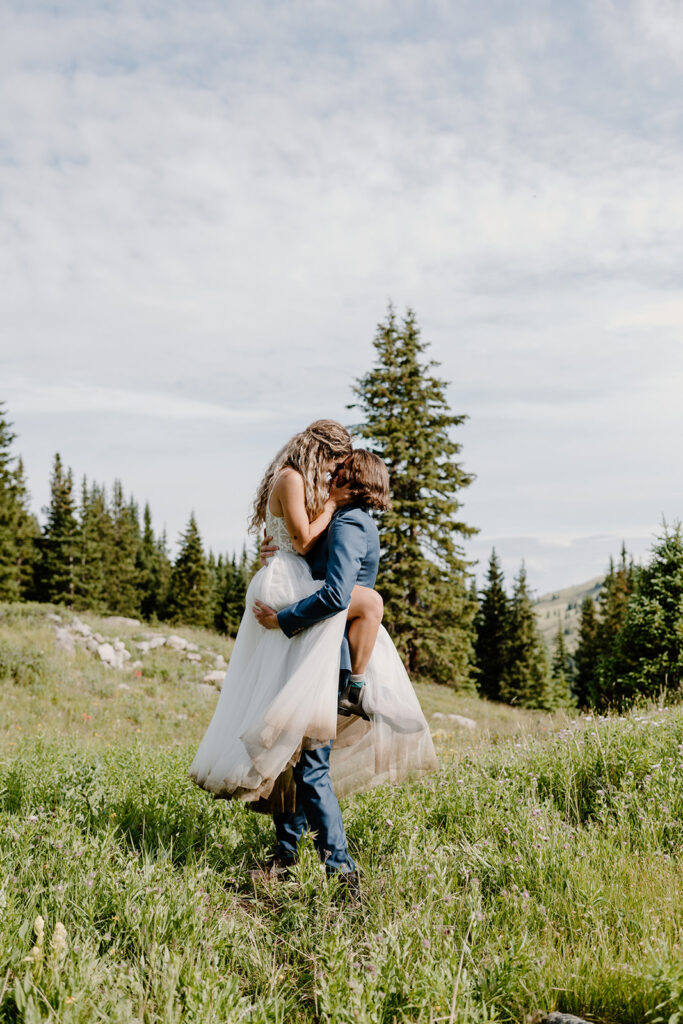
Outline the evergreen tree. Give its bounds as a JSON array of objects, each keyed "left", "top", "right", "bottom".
[
  {"left": 212, "top": 547, "right": 249, "bottom": 636},
  {"left": 500, "top": 564, "right": 552, "bottom": 708},
  {"left": 11, "top": 456, "right": 40, "bottom": 600},
  {"left": 597, "top": 545, "right": 635, "bottom": 655},
  {"left": 0, "top": 403, "right": 19, "bottom": 600},
  {"left": 0, "top": 405, "right": 39, "bottom": 600},
  {"left": 41, "top": 454, "right": 79, "bottom": 605},
  {"left": 76, "top": 479, "right": 112, "bottom": 612},
  {"left": 137, "top": 503, "right": 163, "bottom": 620},
  {"left": 606, "top": 523, "right": 683, "bottom": 706},
  {"left": 474, "top": 548, "right": 509, "bottom": 701},
  {"left": 169, "top": 512, "right": 211, "bottom": 627},
  {"left": 106, "top": 482, "right": 141, "bottom": 617},
  {"left": 154, "top": 528, "right": 173, "bottom": 621},
  {"left": 550, "top": 621, "right": 573, "bottom": 707},
  {"left": 350, "top": 305, "right": 477, "bottom": 687},
  {"left": 573, "top": 595, "right": 601, "bottom": 707}
]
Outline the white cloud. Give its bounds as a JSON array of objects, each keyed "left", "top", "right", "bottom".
[{"left": 2, "top": 0, "right": 683, "bottom": 589}]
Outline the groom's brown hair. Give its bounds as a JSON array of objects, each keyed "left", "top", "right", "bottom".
[{"left": 343, "top": 449, "right": 391, "bottom": 511}]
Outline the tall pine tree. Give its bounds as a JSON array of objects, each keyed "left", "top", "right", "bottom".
[
  {"left": 0, "top": 405, "right": 39, "bottom": 601},
  {"left": 76, "top": 479, "right": 113, "bottom": 611},
  {"left": 106, "top": 482, "right": 141, "bottom": 617},
  {"left": 573, "top": 595, "right": 601, "bottom": 707},
  {"left": 350, "top": 306, "right": 477, "bottom": 687},
  {"left": 168, "top": 512, "right": 211, "bottom": 627},
  {"left": 500, "top": 564, "right": 552, "bottom": 708},
  {"left": 40, "top": 454, "right": 79, "bottom": 606},
  {"left": 474, "top": 548, "right": 509, "bottom": 701},
  {"left": 606, "top": 524, "right": 683, "bottom": 706},
  {"left": 550, "top": 621, "right": 573, "bottom": 707}
]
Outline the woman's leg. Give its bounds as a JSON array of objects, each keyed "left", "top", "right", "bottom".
[{"left": 346, "top": 585, "right": 383, "bottom": 675}]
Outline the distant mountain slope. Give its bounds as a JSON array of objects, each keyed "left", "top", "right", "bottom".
[{"left": 533, "top": 575, "right": 604, "bottom": 652}]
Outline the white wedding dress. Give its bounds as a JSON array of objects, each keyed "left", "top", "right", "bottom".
[{"left": 189, "top": 508, "right": 438, "bottom": 812}]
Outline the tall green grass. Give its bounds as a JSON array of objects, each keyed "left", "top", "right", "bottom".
[{"left": 1, "top": 708, "right": 682, "bottom": 1023}]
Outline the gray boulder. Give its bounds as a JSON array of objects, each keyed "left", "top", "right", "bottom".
[
  {"left": 203, "top": 670, "right": 227, "bottom": 689},
  {"left": 54, "top": 627, "right": 76, "bottom": 656}
]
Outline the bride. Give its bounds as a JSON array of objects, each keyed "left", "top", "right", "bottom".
[{"left": 189, "top": 419, "right": 437, "bottom": 811}]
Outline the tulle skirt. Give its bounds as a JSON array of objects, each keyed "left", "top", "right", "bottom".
[{"left": 189, "top": 551, "right": 438, "bottom": 812}]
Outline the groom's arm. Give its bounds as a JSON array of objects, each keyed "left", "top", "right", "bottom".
[{"left": 276, "top": 514, "right": 367, "bottom": 637}]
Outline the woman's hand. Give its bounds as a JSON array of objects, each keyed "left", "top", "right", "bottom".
[{"left": 260, "top": 533, "right": 279, "bottom": 566}]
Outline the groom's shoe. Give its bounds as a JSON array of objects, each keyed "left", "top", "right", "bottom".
[
  {"left": 337, "top": 683, "right": 370, "bottom": 721},
  {"left": 249, "top": 855, "right": 293, "bottom": 882},
  {"left": 332, "top": 868, "right": 362, "bottom": 901}
]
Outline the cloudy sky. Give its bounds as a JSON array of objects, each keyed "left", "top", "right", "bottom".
[{"left": 2, "top": 0, "right": 682, "bottom": 594}]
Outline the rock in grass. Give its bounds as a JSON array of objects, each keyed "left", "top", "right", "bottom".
[
  {"left": 186, "top": 652, "right": 202, "bottom": 662},
  {"left": 167, "top": 635, "right": 188, "bottom": 651},
  {"left": 103, "top": 615, "right": 141, "bottom": 627},
  {"left": 448, "top": 714, "right": 476, "bottom": 729},
  {"left": 203, "top": 670, "right": 226, "bottom": 689},
  {"left": 97, "top": 643, "right": 118, "bottom": 668},
  {"left": 72, "top": 618, "right": 92, "bottom": 636},
  {"left": 432, "top": 712, "right": 477, "bottom": 729},
  {"left": 530, "top": 1013, "right": 593, "bottom": 1024},
  {"left": 214, "top": 654, "right": 226, "bottom": 668},
  {"left": 54, "top": 627, "right": 76, "bottom": 656},
  {"left": 148, "top": 637, "right": 166, "bottom": 649}
]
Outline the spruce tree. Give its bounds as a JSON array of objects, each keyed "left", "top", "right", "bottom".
[
  {"left": 154, "top": 528, "right": 173, "bottom": 621},
  {"left": 573, "top": 595, "right": 601, "bottom": 707},
  {"left": 212, "top": 548, "right": 249, "bottom": 636},
  {"left": 597, "top": 545, "right": 635, "bottom": 656},
  {"left": 10, "top": 456, "right": 39, "bottom": 600},
  {"left": 138, "top": 503, "right": 163, "bottom": 620},
  {"left": 474, "top": 548, "right": 509, "bottom": 701},
  {"left": 40, "top": 454, "right": 79, "bottom": 606},
  {"left": 607, "top": 523, "right": 683, "bottom": 706},
  {"left": 550, "top": 621, "right": 573, "bottom": 707},
  {"left": 0, "top": 403, "right": 19, "bottom": 599},
  {"left": 500, "top": 564, "right": 552, "bottom": 708},
  {"left": 169, "top": 512, "right": 211, "bottom": 627},
  {"left": 76, "top": 479, "right": 112, "bottom": 612},
  {"left": 350, "top": 306, "right": 477, "bottom": 687},
  {"left": 106, "top": 482, "right": 141, "bottom": 617},
  {"left": 0, "top": 405, "right": 38, "bottom": 601}
]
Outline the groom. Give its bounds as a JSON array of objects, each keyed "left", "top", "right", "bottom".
[{"left": 253, "top": 449, "right": 390, "bottom": 886}]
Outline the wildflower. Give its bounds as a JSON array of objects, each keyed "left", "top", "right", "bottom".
[
  {"left": 51, "top": 922, "right": 67, "bottom": 961},
  {"left": 25, "top": 916, "right": 45, "bottom": 963}
]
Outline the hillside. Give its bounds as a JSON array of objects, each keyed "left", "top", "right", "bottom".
[
  {"left": 533, "top": 575, "right": 603, "bottom": 651},
  {"left": 2, "top": 600, "right": 682, "bottom": 1023},
  {"left": 0, "top": 602, "right": 570, "bottom": 752}
]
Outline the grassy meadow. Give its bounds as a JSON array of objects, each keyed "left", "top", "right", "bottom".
[{"left": 1, "top": 603, "right": 682, "bottom": 1023}]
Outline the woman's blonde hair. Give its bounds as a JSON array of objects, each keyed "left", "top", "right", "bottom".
[{"left": 249, "top": 419, "right": 353, "bottom": 533}]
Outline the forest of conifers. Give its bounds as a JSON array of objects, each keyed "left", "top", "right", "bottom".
[{"left": 2, "top": 312, "right": 682, "bottom": 711}]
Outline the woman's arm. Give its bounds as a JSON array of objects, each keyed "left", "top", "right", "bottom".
[{"left": 269, "top": 469, "right": 335, "bottom": 556}]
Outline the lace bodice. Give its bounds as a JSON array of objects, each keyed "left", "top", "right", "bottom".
[{"left": 265, "top": 507, "right": 297, "bottom": 555}]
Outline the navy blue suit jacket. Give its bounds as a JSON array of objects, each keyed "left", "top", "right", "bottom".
[{"left": 276, "top": 504, "right": 379, "bottom": 672}]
